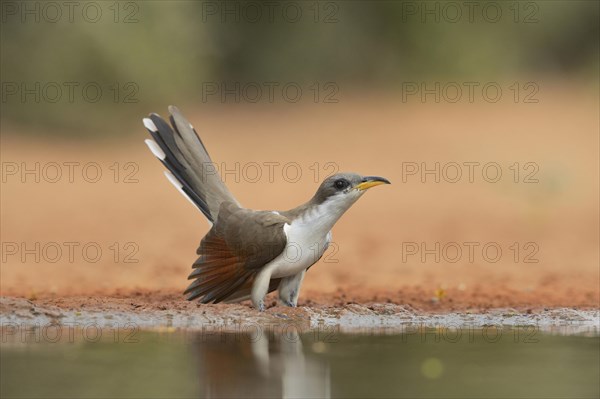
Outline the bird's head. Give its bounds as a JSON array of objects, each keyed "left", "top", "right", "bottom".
[{"left": 312, "top": 173, "right": 391, "bottom": 211}]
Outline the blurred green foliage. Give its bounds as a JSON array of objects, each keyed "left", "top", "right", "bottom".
[{"left": 0, "top": 1, "right": 598, "bottom": 136}]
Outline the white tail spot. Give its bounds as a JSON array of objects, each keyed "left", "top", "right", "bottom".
[
  {"left": 143, "top": 117, "right": 158, "bottom": 133},
  {"left": 144, "top": 139, "right": 166, "bottom": 160}
]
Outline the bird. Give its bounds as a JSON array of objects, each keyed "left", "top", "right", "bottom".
[{"left": 142, "top": 106, "right": 390, "bottom": 311}]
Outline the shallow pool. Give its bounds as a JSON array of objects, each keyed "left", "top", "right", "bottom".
[{"left": 2, "top": 327, "right": 599, "bottom": 398}]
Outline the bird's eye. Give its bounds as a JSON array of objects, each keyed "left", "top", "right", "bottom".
[{"left": 334, "top": 179, "right": 348, "bottom": 190}]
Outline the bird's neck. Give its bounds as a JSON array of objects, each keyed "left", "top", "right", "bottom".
[{"left": 286, "top": 195, "right": 356, "bottom": 232}]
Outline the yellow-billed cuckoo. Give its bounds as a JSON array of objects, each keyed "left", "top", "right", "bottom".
[{"left": 143, "top": 106, "right": 390, "bottom": 311}]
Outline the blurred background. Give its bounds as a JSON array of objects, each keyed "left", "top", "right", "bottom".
[
  {"left": 2, "top": 1, "right": 598, "bottom": 134},
  {"left": 1, "top": 1, "right": 598, "bottom": 307}
]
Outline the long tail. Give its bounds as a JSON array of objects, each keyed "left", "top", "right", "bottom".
[{"left": 142, "top": 106, "right": 240, "bottom": 222}]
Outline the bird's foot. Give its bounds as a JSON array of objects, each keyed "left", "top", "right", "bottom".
[
  {"left": 256, "top": 300, "right": 265, "bottom": 312},
  {"left": 282, "top": 300, "right": 297, "bottom": 308},
  {"left": 281, "top": 291, "right": 298, "bottom": 307}
]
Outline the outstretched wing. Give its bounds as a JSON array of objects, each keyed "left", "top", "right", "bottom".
[
  {"left": 184, "top": 202, "right": 289, "bottom": 303},
  {"left": 142, "top": 106, "right": 240, "bottom": 223}
]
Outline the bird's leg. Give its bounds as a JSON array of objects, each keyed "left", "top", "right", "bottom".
[
  {"left": 278, "top": 270, "right": 306, "bottom": 307},
  {"left": 251, "top": 268, "right": 273, "bottom": 311}
]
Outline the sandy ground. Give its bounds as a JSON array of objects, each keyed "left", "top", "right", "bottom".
[{"left": 1, "top": 86, "right": 599, "bottom": 320}]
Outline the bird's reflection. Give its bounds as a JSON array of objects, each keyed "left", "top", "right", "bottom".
[{"left": 191, "top": 327, "right": 330, "bottom": 398}]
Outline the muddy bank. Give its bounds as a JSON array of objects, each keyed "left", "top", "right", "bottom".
[{"left": 2, "top": 296, "right": 598, "bottom": 335}]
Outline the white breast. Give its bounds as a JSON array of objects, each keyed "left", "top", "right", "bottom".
[
  {"left": 268, "top": 203, "right": 341, "bottom": 278},
  {"left": 272, "top": 224, "right": 332, "bottom": 277}
]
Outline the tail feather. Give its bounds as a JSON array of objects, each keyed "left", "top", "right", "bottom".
[
  {"left": 184, "top": 266, "right": 252, "bottom": 304},
  {"left": 142, "top": 106, "right": 240, "bottom": 222}
]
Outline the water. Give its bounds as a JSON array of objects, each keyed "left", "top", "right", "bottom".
[{"left": 2, "top": 327, "right": 599, "bottom": 398}]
